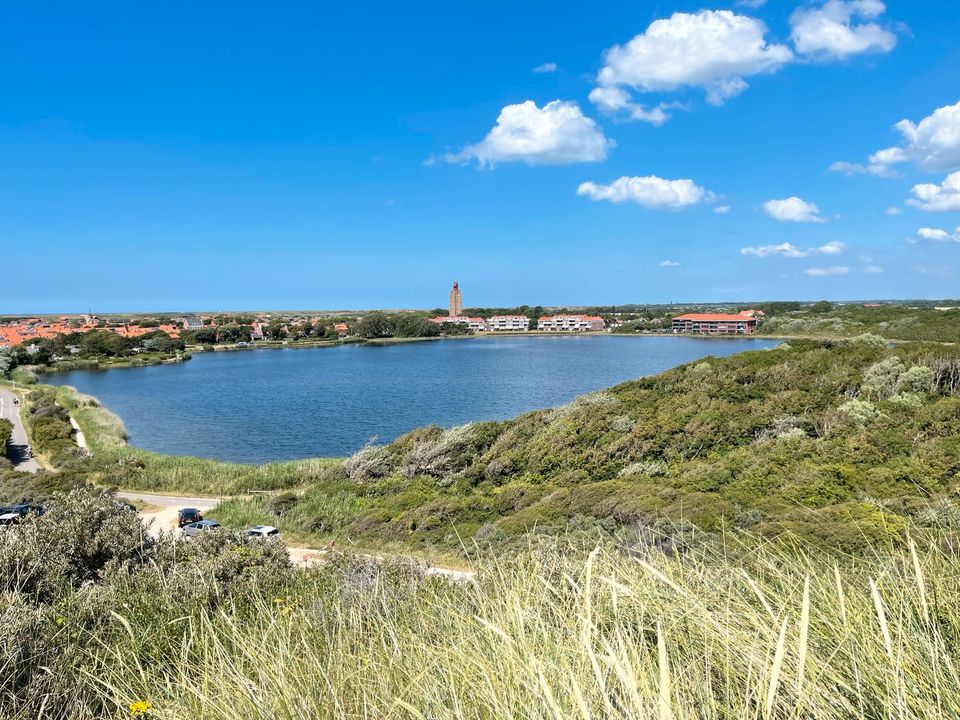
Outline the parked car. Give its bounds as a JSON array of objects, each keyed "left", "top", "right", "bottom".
[
  {"left": 0, "top": 504, "right": 44, "bottom": 526},
  {"left": 178, "top": 508, "right": 203, "bottom": 527},
  {"left": 182, "top": 519, "right": 221, "bottom": 538},
  {"left": 246, "top": 525, "right": 280, "bottom": 539}
]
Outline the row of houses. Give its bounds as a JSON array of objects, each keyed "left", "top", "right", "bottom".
[
  {"left": 429, "top": 314, "right": 607, "bottom": 333},
  {"left": 0, "top": 316, "right": 182, "bottom": 348}
]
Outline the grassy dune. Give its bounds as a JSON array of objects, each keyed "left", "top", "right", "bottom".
[
  {"left": 49, "top": 524, "right": 960, "bottom": 719},
  {"left": 35, "top": 337, "right": 960, "bottom": 556}
]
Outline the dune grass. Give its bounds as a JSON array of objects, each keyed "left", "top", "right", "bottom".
[{"left": 83, "top": 531, "right": 960, "bottom": 720}]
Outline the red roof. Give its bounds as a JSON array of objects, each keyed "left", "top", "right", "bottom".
[{"left": 674, "top": 313, "right": 757, "bottom": 322}]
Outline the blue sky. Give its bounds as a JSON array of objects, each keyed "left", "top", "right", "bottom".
[{"left": 2, "top": 1, "right": 959, "bottom": 313}]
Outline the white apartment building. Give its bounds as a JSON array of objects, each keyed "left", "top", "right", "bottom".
[
  {"left": 537, "top": 315, "right": 605, "bottom": 332},
  {"left": 430, "top": 316, "right": 488, "bottom": 332},
  {"left": 487, "top": 315, "right": 530, "bottom": 331}
]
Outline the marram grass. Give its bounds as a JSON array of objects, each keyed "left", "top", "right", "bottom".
[{"left": 89, "top": 533, "right": 960, "bottom": 720}]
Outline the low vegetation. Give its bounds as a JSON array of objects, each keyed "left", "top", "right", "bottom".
[
  {"left": 4, "top": 493, "right": 960, "bottom": 719},
  {"left": 757, "top": 302, "right": 960, "bottom": 343},
  {"left": 11, "top": 337, "right": 954, "bottom": 558}
]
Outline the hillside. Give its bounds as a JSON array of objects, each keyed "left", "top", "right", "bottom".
[
  {"left": 757, "top": 304, "right": 960, "bottom": 343},
  {"left": 46, "top": 336, "right": 958, "bottom": 555}
]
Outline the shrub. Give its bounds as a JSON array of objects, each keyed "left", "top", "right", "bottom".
[
  {"left": 343, "top": 443, "right": 394, "bottom": 482},
  {"left": 619, "top": 459, "right": 668, "bottom": 478},
  {"left": 0, "top": 419, "right": 12, "bottom": 455},
  {"left": 899, "top": 364, "right": 934, "bottom": 394},
  {"left": 837, "top": 399, "right": 878, "bottom": 425},
  {"left": 849, "top": 332, "right": 888, "bottom": 348},
  {"left": 862, "top": 356, "right": 905, "bottom": 400}
]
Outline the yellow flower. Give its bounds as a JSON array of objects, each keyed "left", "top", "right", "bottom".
[{"left": 129, "top": 700, "right": 152, "bottom": 716}]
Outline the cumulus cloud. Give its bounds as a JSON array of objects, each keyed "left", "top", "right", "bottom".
[
  {"left": 741, "top": 240, "right": 844, "bottom": 258},
  {"left": 762, "top": 196, "right": 827, "bottom": 223},
  {"left": 741, "top": 243, "right": 810, "bottom": 258},
  {"left": 592, "top": 10, "right": 792, "bottom": 112},
  {"left": 533, "top": 62, "right": 557, "bottom": 74},
  {"left": 914, "top": 226, "right": 960, "bottom": 243},
  {"left": 865, "top": 100, "right": 960, "bottom": 174},
  {"left": 587, "top": 87, "right": 676, "bottom": 126},
  {"left": 790, "top": 0, "right": 897, "bottom": 60},
  {"left": 907, "top": 171, "right": 960, "bottom": 212},
  {"left": 864, "top": 265, "right": 885, "bottom": 273},
  {"left": 714, "top": 205, "right": 731, "bottom": 214},
  {"left": 819, "top": 240, "right": 845, "bottom": 254},
  {"left": 445, "top": 100, "right": 612, "bottom": 167},
  {"left": 576, "top": 175, "right": 716, "bottom": 210},
  {"left": 803, "top": 266, "right": 850, "bottom": 276},
  {"left": 885, "top": 206, "right": 902, "bottom": 215},
  {"left": 828, "top": 159, "right": 897, "bottom": 178},
  {"left": 737, "top": 0, "right": 768, "bottom": 7},
  {"left": 659, "top": 260, "right": 681, "bottom": 267}
]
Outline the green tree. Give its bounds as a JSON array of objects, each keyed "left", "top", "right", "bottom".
[
  {"left": 216, "top": 324, "right": 247, "bottom": 344},
  {"left": 357, "top": 313, "right": 392, "bottom": 339},
  {"left": 265, "top": 321, "right": 287, "bottom": 341}
]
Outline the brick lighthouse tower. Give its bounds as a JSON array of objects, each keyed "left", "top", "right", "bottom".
[{"left": 448, "top": 281, "right": 463, "bottom": 317}]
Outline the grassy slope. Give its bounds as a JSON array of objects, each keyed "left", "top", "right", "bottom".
[
  {"left": 51, "top": 337, "right": 960, "bottom": 555},
  {"left": 758, "top": 305, "right": 960, "bottom": 343}
]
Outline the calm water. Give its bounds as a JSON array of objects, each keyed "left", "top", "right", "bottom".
[{"left": 47, "top": 336, "right": 777, "bottom": 464}]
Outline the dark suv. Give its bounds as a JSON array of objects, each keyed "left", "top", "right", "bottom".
[
  {"left": 0, "top": 504, "right": 45, "bottom": 526},
  {"left": 178, "top": 508, "right": 203, "bottom": 528}
]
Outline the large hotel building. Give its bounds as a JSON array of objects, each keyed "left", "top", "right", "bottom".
[{"left": 671, "top": 312, "right": 759, "bottom": 335}]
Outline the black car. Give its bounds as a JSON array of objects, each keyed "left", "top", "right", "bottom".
[
  {"left": 0, "top": 504, "right": 44, "bottom": 526},
  {"left": 178, "top": 508, "right": 203, "bottom": 527}
]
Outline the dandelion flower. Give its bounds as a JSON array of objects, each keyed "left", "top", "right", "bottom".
[{"left": 129, "top": 700, "right": 152, "bottom": 716}]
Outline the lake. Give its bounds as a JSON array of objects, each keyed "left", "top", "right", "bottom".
[{"left": 46, "top": 335, "right": 778, "bottom": 464}]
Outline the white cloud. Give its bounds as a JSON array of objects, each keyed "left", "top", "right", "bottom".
[
  {"left": 819, "top": 240, "right": 845, "bottom": 254},
  {"left": 659, "top": 260, "right": 681, "bottom": 267},
  {"left": 915, "top": 226, "right": 960, "bottom": 243},
  {"left": 762, "top": 196, "right": 827, "bottom": 223},
  {"left": 828, "top": 159, "right": 896, "bottom": 177},
  {"left": 741, "top": 240, "right": 844, "bottom": 258},
  {"left": 868, "top": 100, "right": 960, "bottom": 173},
  {"left": 803, "top": 266, "right": 849, "bottom": 276},
  {"left": 714, "top": 205, "right": 731, "bottom": 214},
  {"left": 736, "top": 0, "right": 768, "bottom": 7},
  {"left": 790, "top": 0, "right": 897, "bottom": 60},
  {"left": 865, "top": 265, "right": 885, "bottom": 273},
  {"left": 533, "top": 62, "right": 557, "bottom": 74},
  {"left": 577, "top": 175, "right": 716, "bottom": 210},
  {"left": 445, "top": 100, "right": 612, "bottom": 167},
  {"left": 907, "top": 171, "right": 960, "bottom": 212},
  {"left": 592, "top": 10, "right": 792, "bottom": 111},
  {"left": 587, "top": 87, "right": 676, "bottom": 126},
  {"left": 742, "top": 242, "right": 811, "bottom": 258},
  {"left": 885, "top": 206, "right": 902, "bottom": 215}
]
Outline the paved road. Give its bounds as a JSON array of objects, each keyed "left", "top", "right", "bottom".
[
  {"left": 120, "top": 490, "right": 474, "bottom": 579},
  {"left": 0, "top": 387, "right": 40, "bottom": 473}
]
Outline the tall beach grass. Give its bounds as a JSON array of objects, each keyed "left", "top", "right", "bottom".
[{"left": 87, "top": 532, "right": 960, "bottom": 719}]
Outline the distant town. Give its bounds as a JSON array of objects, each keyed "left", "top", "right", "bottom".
[
  {"left": 0, "top": 281, "right": 773, "bottom": 354},
  {"left": 5, "top": 282, "right": 959, "bottom": 360}
]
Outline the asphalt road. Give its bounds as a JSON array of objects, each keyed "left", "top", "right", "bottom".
[{"left": 0, "top": 387, "right": 40, "bottom": 473}]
